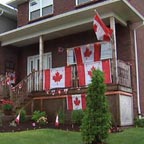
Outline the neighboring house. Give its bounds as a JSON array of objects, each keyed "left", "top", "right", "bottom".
[
  {"left": 0, "top": 0, "right": 144, "bottom": 126},
  {"left": 0, "top": 3, "right": 17, "bottom": 34}
]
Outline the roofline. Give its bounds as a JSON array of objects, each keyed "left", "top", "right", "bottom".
[
  {"left": 7, "top": 0, "right": 28, "bottom": 8},
  {"left": 123, "top": 0, "right": 144, "bottom": 21},
  {"left": 0, "top": 3, "right": 17, "bottom": 20}
]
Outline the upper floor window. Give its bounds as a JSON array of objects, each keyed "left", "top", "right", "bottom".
[
  {"left": 29, "top": 0, "right": 53, "bottom": 20},
  {"left": 76, "top": 0, "right": 92, "bottom": 5}
]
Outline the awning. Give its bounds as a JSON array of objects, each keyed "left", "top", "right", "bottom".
[{"left": 0, "top": 0, "right": 143, "bottom": 47}]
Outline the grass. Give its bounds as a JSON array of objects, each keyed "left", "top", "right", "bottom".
[
  {"left": 0, "top": 127, "right": 144, "bottom": 144},
  {"left": 107, "top": 127, "right": 144, "bottom": 144},
  {"left": 0, "top": 129, "right": 82, "bottom": 144}
]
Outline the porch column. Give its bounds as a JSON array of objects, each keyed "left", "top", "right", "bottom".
[
  {"left": 110, "top": 17, "right": 118, "bottom": 83},
  {"left": 39, "top": 35, "right": 44, "bottom": 90}
]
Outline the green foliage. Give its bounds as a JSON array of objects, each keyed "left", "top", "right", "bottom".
[
  {"left": 134, "top": 117, "right": 144, "bottom": 127},
  {"left": 58, "top": 109, "right": 66, "bottom": 124},
  {"left": 2, "top": 99, "right": 13, "bottom": 111},
  {"left": 17, "top": 109, "right": 27, "bottom": 123},
  {"left": 32, "top": 110, "right": 46, "bottom": 123},
  {"left": 72, "top": 110, "right": 84, "bottom": 125},
  {"left": 81, "top": 70, "right": 112, "bottom": 144}
]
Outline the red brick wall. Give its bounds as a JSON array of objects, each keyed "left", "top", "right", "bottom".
[{"left": 17, "top": 2, "right": 29, "bottom": 27}]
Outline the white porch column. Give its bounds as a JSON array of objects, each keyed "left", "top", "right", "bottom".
[
  {"left": 110, "top": 17, "right": 118, "bottom": 83},
  {"left": 39, "top": 35, "right": 44, "bottom": 90}
]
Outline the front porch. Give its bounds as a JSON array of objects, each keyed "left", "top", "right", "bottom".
[{"left": 0, "top": 59, "right": 133, "bottom": 126}]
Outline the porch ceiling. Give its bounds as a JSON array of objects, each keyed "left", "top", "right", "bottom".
[{"left": 0, "top": 0, "right": 143, "bottom": 47}]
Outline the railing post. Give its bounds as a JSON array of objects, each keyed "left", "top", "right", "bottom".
[
  {"left": 110, "top": 16, "right": 118, "bottom": 84},
  {"left": 39, "top": 36, "right": 44, "bottom": 91}
]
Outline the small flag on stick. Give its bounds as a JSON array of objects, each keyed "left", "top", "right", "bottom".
[
  {"left": 55, "top": 114, "right": 59, "bottom": 127},
  {"left": 15, "top": 113, "right": 20, "bottom": 125}
]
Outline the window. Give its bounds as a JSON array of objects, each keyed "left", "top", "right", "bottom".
[
  {"left": 67, "top": 48, "right": 76, "bottom": 65},
  {"left": 76, "top": 0, "right": 92, "bottom": 5},
  {"left": 29, "top": 0, "right": 53, "bottom": 20}
]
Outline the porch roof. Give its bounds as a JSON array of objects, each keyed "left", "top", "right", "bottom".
[{"left": 0, "top": 0, "right": 144, "bottom": 47}]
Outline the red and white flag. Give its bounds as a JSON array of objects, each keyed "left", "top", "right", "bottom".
[
  {"left": 77, "top": 60, "right": 112, "bottom": 86},
  {"left": 93, "top": 14, "right": 113, "bottom": 41},
  {"left": 74, "top": 43, "right": 101, "bottom": 65},
  {"left": 67, "top": 94, "right": 86, "bottom": 110},
  {"left": 15, "top": 113, "right": 20, "bottom": 125},
  {"left": 55, "top": 114, "right": 59, "bottom": 127},
  {"left": 44, "top": 66, "right": 72, "bottom": 90}
]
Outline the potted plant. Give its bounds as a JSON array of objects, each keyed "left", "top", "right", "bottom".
[{"left": 1, "top": 99, "right": 14, "bottom": 115}]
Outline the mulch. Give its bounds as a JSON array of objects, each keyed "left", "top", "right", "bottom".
[{"left": 0, "top": 120, "right": 80, "bottom": 133}]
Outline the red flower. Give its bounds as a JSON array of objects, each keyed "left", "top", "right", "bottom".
[{"left": 1, "top": 99, "right": 14, "bottom": 110}]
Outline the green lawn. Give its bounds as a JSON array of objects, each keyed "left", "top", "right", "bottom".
[
  {"left": 107, "top": 127, "right": 144, "bottom": 144},
  {"left": 0, "top": 127, "right": 144, "bottom": 144}
]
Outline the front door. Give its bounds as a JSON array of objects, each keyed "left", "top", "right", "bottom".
[{"left": 27, "top": 53, "right": 52, "bottom": 91}]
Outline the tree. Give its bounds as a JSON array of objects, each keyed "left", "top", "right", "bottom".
[{"left": 81, "top": 70, "right": 111, "bottom": 144}]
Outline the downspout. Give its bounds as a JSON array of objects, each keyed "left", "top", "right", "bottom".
[{"left": 133, "top": 21, "right": 144, "bottom": 118}]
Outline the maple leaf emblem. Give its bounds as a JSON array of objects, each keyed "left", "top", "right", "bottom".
[
  {"left": 53, "top": 72, "right": 62, "bottom": 84},
  {"left": 84, "top": 48, "right": 92, "bottom": 58},
  {"left": 88, "top": 66, "right": 96, "bottom": 78},
  {"left": 74, "top": 97, "right": 80, "bottom": 106}
]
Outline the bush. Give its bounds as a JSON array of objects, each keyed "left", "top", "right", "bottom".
[
  {"left": 134, "top": 117, "right": 144, "bottom": 127},
  {"left": 32, "top": 110, "right": 46, "bottom": 123},
  {"left": 58, "top": 109, "right": 66, "bottom": 124},
  {"left": 81, "top": 70, "right": 111, "bottom": 144},
  {"left": 72, "top": 110, "right": 84, "bottom": 125},
  {"left": 17, "top": 109, "right": 26, "bottom": 123}
]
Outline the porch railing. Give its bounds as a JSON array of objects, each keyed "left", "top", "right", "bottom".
[{"left": 0, "top": 60, "right": 131, "bottom": 109}]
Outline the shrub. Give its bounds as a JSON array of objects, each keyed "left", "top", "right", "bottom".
[
  {"left": 81, "top": 70, "right": 111, "bottom": 144},
  {"left": 17, "top": 109, "right": 27, "bottom": 123},
  {"left": 72, "top": 110, "right": 84, "bottom": 125},
  {"left": 32, "top": 110, "right": 47, "bottom": 125},
  {"left": 134, "top": 117, "right": 144, "bottom": 127},
  {"left": 2, "top": 99, "right": 13, "bottom": 111},
  {"left": 58, "top": 109, "right": 66, "bottom": 124}
]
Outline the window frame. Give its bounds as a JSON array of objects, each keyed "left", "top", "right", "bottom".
[
  {"left": 29, "top": 0, "right": 54, "bottom": 21},
  {"left": 76, "top": 0, "right": 92, "bottom": 5}
]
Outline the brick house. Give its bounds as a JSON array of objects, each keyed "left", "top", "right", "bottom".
[{"left": 0, "top": 0, "right": 144, "bottom": 126}]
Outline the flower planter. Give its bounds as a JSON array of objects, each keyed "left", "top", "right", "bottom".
[{"left": 3, "top": 110, "right": 12, "bottom": 115}]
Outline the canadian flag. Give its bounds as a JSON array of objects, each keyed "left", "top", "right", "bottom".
[
  {"left": 93, "top": 14, "right": 113, "bottom": 41},
  {"left": 44, "top": 66, "right": 72, "bottom": 90},
  {"left": 67, "top": 94, "right": 86, "bottom": 110},
  {"left": 77, "top": 60, "right": 112, "bottom": 86},
  {"left": 74, "top": 43, "right": 101, "bottom": 64},
  {"left": 15, "top": 113, "right": 20, "bottom": 125},
  {"left": 55, "top": 114, "right": 59, "bottom": 127}
]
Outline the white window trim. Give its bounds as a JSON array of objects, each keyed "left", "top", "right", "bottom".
[
  {"left": 29, "top": 0, "right": 53, "bottom": 20},
  {"left": 76, "top": 0, "right": 92, "bottom": 5}
]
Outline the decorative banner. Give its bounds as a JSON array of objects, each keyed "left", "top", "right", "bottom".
[
  {"left": 77, "top": 60, "right": 112, "bottom": 86},
  {"left": 44, "top": 66, "right": 72, "bottom": 90},
  {"left": 67, "top": 94, "right": 86, "bottom": 110},
  {"left": 74, "top": 43, "right": 101, "bottom": 64}
]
